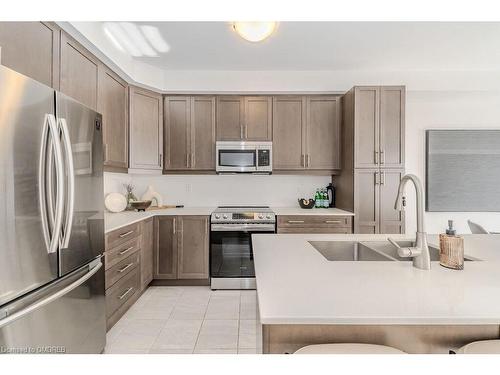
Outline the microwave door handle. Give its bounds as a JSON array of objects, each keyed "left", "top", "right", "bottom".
[{"left": 58, "top": 118, "right": 74, "bottom": 249}]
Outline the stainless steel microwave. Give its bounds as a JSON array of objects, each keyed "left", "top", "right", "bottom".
[{"left": 216, "top": 141, "right": 272, "bottom": 173}]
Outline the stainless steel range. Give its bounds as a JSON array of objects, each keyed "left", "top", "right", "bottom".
[{"left": 210, "top": 206, "right": 276, "bottom": 290}]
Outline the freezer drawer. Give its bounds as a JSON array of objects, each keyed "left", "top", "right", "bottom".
[{"left": 0, "top": 258, "right": 105, "bottom": 354}]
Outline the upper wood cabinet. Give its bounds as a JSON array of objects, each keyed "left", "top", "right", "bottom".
[
  {"left": 350, "top": 86, "right": 405, "bottom": 169},
  {"left": 273, "top": 96, "right": 306, "bottom": 170},
  {"left": 164, "top": 96, "right": 216, "bottom": 171},
  {"left": 0, "top": 22, "right": 60, "bottom": 88},
  {"left": 60, "top": 32, "right": 99, "bottom": 110},
  {"left": 273, "top": 95, "right": 341, "bottom": 172},
  {"left": 216, "top": 96, "right": 272, "bottom": 141},
  {"left": 98, "top": 66, "right": 128, "bottom": 171},
  {"left": 306, "top": 96, "right": 341, "bottom": 170},
  {"left": 129, "top": 86, "right": 163, "bottom": 171}
]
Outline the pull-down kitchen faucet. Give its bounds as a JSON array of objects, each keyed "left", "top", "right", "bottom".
[{"left": 388, "top": 174, "right": 431, "bottom": 270}]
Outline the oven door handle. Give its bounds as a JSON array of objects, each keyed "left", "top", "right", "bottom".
[{"left": 210, "top": 224, "right": 276, "bottom": 232}]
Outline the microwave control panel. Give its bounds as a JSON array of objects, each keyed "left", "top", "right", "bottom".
[{"left": 257, "top": 149, "right": 270, "bottom": 166}]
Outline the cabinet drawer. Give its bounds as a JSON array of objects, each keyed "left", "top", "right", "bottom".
[
  {"left": 105, "top": 251, "right": 140, "bottom": 289},
  {"left": 105, "top": 222, "right": 141, "bottom": 249},
  {"left": 105, "top": 236, "right": 141, "bottom": 270},
  {"left": 106, "top": 267, "right": 139, "bottom": 318},
  {"left": 277, "top": 227, "right": 352, "bottom": 234},
  {"left": 277, "top": 215, "right": 352, "bottom": 228}
]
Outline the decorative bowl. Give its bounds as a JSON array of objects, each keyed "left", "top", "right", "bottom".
[
  {"left": 129, "top": 200, "right": 152, "bottom": 212},
  {"left": 104, "top": 193, "right": 127, "bottom": 213},
  {"left": 298, "top": 198, "right": 315, "bottom": 209}
]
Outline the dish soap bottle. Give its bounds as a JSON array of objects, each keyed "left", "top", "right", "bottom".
[{"left": 439, "top": 220, "right": 464, "bottom": 270}]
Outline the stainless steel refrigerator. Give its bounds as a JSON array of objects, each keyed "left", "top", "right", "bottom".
[{"left": 0, "top": 65, "right": 106, "bottom": 354}]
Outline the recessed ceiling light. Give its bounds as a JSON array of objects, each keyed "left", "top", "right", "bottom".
[{"left": 232, "top": 22, "right": 277, "bottom": 42}]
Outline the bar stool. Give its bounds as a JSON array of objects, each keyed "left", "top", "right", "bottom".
[
  {"left": 456, "top": 340, "right": 500, "bottom": 354},
  {"left": 294, "top": 343, "right": 406, "bottom": 354}
]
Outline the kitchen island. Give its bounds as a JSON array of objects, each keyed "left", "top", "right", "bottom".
[{"left": 252, "top": 233, "right": 500, "bottom": 354}]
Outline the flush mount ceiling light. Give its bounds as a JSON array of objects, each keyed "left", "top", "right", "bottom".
[
  {"left": 232, "top": 22, "right": 277, "bottom": 42},
  {"left": 103, "top": 22, "right": 170, "bottom": 57}
]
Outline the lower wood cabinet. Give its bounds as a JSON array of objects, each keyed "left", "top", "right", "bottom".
[
  {"left": 140, "top": 218, "right": 154, "bottom": 290},
  {"left": 154, "top": 215, "right": 209, "bottom": 280},
  {"left": 277, "top": 215, "right": 353, "bottom": 234}
]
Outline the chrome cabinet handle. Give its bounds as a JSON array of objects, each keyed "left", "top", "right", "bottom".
[
  {"left": 305, "top": 154, "right": 310, "bottom": 168},
  {"left": 381, "top": 171, "right": 385, "bottom": 185},
  {"left": 375, "top": 171, "right": 379, "bottom": 185},
  {"left": 287, "top": 220, "right": 305, "bottom": 224},
  {"left": 374, "top": 150, "right": 379, "bottom": 164},
  {"left": 325, "top": 220, "right": 341, "bottom": 224},
  {"left": 58, "top": 118, "right": 74, "bottom": 249},
  {"left": 301, "top": 154, "right": 305, "bottom": 167},
  {"left": 380, "top": 149, "right": 385, "bottom": 164},
  {"left": 118, "top": 287, "right": 134, "bottom": 300},
  {"left": 191, "top": 153, "right": 195, "bottom": 168},
  {"left": 173, "top": 218, "right": 176, "bottom": 234},
  {"left": 119, "top": 230, "right": 134, "bottom": 238},
  {"left": 118, "top": 263, "right": 133, "bottom": 273},
  {"left": 119, "top": 246, "right": 134, "bottom": 255},
  {"left": 159, "top": 153, "right": 162, "bottom": 167}
]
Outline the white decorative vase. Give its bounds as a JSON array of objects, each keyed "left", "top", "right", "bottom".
[{"left": 141, "top": 185, "right": 163, "bottom": 207}]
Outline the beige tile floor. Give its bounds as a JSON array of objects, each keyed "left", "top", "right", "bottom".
[{"left": 105, "top": 286, "right": 262, "bottom": 354}]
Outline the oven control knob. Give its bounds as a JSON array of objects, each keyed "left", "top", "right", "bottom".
[
  {"left": 258, "top": 214, "right": 264, "bottom": 219},
  {"left": 215, "top": 214, "right": 220, "bottom": 219},
  {"left": 266, "top": 214, "right": 272, "bottom": 219},
  {"left": 223, "top": 214, "right": 228, "bottom": 219}
]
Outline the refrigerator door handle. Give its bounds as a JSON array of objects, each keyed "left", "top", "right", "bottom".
[
  {"left": 39, "top": 114, "right": 65, "bottom": 254},
  {"left": 58, "top": 118, "right": 75, "bottom": 249},
  {"left": 0, "top": 259, "right": 102, "bottom": 329}
]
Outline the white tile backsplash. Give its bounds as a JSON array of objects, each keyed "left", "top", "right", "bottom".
[{"left": 104, "top": 172, "right": 331, "bottom": 207}]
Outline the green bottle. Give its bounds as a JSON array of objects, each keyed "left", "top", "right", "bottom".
[{"left": 314, "top": 189, "right": 320, "bottom": 208}]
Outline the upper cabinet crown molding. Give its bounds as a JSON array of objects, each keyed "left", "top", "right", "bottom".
[
  {"left": 0, "top": 22, "right": 60, "bottom": 89},
  {"left": 129, "top": 86, "right": 163, "bottom": 172}
]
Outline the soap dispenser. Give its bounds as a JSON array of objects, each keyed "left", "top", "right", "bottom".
[{"left": 439, "top": 220, "right": 464, "bottom": 270}]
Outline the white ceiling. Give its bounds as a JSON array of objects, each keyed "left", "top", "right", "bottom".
[{"left": 72, "top": 22, "right": 500, "bottom": 71}]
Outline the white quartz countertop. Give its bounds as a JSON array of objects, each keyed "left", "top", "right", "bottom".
[
  {"left": 252, "top": 233, "right": 500, "bottom": 325},
  {"left": 105, "top": 206, "right": 355, "bottom": 233},
  {"left": 105, "top": 207, "right": 215, "bottom": 233}
]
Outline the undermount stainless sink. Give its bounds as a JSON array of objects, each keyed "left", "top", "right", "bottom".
[
  {"left": 309, "top": 240, "right": 477, "bottom": 262},
  {"left": 308, "top": 241, "right": 394, "bottom": 261},
  {"left": 361, "top": 240, "right": 476, "bottom": 262}
]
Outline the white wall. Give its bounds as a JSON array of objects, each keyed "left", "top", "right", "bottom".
[{"left": 104, "top": 173, "right": 331, "bottom": 208}]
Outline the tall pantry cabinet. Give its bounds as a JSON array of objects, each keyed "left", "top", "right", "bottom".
[{"left": 336, "top": 86, "right": 406, "bottom": 234}]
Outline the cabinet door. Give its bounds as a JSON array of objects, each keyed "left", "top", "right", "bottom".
[
  {"left": 140, "top": 218, "right": 154, "bottom": 290},
  {"left": 191, "top": 96, "right": 216, "bottom": 170},
  {"left": 216, "top": 96, "right": 244, "bottom": 140},
  {"left": 354, "top": 169, "right": 379, "bottom": 234},
  {"left": 379, "top": 86, "right": 405, "bottom": 168},
  {"left": 272, "top": 96, "right": 306, "bottom": 170},
  {"left": 244, "top": 96, "right": 272, "bottom": 141},
  {"left": 129, "top": 86, "right": 163, "bottom": 170},
  {"left": 177, "top": 216, "right": 209, "bottom": 279},
  {"left": 164, "top": 96, "right": 190, "bottom": 170},
  {"left": 306, "top": 96, "right": 341, "bottom": 170},
  {"left": 154, "top": 217, "right": 177, "bottom": 279},
  {"left": 60, "top": 32, "right": 99, "bottom": 110},
  {"left": 354, "top": 87, "right": 379, "bottom": 169},
  {"left": 0, "top": 22, "right": 60, "bottom": 88},
  {"left": 98, "top": 66, "right": 128, "bottom": 171},
  {"left": 379, "top": 169, "right": 405, "bottom": 234}
]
